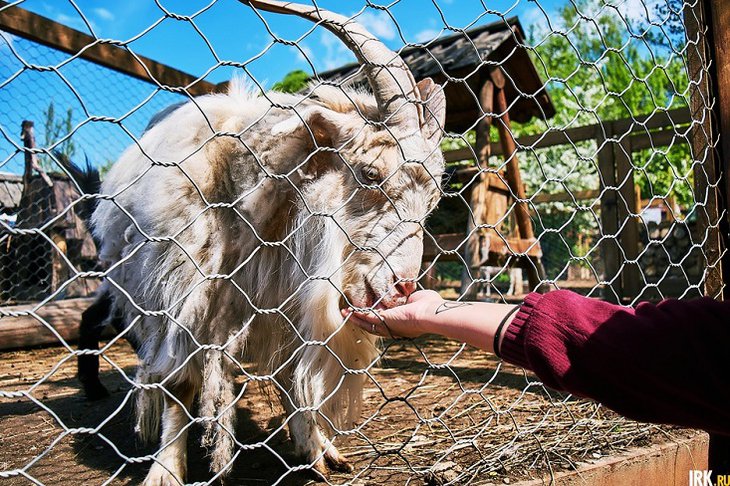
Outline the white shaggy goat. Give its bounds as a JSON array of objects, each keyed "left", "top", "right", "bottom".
[{"left": 92, "top": 1, "right": 446, "bottom": 483}]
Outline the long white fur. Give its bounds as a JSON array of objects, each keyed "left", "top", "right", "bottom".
[{"left": 93, "top": 80, "right": 425, "bottom": 480}]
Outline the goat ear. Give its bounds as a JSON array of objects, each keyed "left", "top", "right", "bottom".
[
  {"left": 416, "top": 78, "right": 446, "bottom": 147},
  {"left": 271, "top": 106, "right": 346, "bottom": 148}
]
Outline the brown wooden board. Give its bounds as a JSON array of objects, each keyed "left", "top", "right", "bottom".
[
  {"left": 0, "top": 297, "right": 98, "bottom": 350},
  {"left": 424, "top": 232, "right": 542, "bottom": 262},
  {"left": 442, "top": 107, "right": 690, "bottom": 164},
  {"left": 0, "top": 1, "right": 217, "bottom": 97}
]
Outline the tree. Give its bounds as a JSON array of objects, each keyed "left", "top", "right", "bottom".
[
  {"left": 41, "top": 102, "right": 76, "bottom": 172},
  {"left": 272, "top": 70, "right": 310, "bottom": 93}
]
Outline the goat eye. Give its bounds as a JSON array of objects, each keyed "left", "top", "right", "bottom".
[{"left": 361, "top": 166, "right": 380, "bottom": 183}]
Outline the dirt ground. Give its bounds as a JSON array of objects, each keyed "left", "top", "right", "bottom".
[{"left": 0, "top": 338, "right": 696, "bottom": 485}]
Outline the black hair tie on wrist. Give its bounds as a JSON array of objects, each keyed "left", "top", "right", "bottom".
[{"left": 493, "top": 304, "right": 521, "bottom": 358}]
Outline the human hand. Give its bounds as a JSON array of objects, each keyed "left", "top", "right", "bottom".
[{"left": 340, "top": 289, "right": 445, "bottom": 338}]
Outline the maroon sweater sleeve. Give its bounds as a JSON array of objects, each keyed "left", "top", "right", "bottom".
[{"left": 499, "top": 290, "right": 730, "bottom": 436}]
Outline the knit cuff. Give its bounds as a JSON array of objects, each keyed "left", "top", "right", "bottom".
[{"left": 498, "top": 292, "right": 543, "bottom": 368}]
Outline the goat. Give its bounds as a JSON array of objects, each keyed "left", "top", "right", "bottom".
[{"left": 92, "top": 1, "right": 446, "bottom": 483}]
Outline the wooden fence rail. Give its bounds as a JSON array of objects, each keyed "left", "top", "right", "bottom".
[{"left": 0, "top": 1, "right": 221, "bottom": 97}]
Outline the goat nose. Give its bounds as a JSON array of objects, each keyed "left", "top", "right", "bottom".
[{"left": 394, "top": 278, "right": 417, "bottom": 298}]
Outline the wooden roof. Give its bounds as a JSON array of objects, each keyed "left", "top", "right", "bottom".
[
  {"left": 318, "top": 17, "right": 555, "bottom": 132},
  {"left": 0, "top": 173, "right": 22, "bottom": 212}
]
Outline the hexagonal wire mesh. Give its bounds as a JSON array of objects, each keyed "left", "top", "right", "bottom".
[{"left": 0, "top": 0, "right": 723, "bottom": 484}]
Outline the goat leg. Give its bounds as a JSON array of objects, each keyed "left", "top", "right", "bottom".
[
  {"left": 276, "top": 372, "right": 352, "bottom": 477},
  {"left": 142, "top": 382, "right": 195, "bottom": 486},
  {"left": 77, "top": 292, "right": 114, "bottom": 400}
]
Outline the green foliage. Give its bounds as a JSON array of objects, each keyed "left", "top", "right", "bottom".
[
  {"left": 434, "top": 0, "right": 694, "bottom": 280},
  {"left": 513, "top": 0, "right": 693, "bottom": 277},
  {"left": 41, "top": 102, "right": 76, "bottom": 172},
  {"left": 98, "top": 159, "right": 115, "bottom": 180},
  {"left": 522, "top": 0, "right": 691, "bottom": 205},
  {"left": 272, "top": 70, "right": 310, "bottom": 93}
]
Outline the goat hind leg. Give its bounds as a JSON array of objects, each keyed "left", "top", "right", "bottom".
[
  {"left": 77, "top": 292, "right": 114, "bottom": 400},
  {"left": 142, "top": 383, "right": 195, "bottom": 486}
]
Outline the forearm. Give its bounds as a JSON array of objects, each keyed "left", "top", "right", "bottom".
[{"left": 418, "top": 301, "right": 518, "bottom": 353}]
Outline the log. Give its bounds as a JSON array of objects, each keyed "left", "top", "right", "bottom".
[{"left": 0, "top": 297, "right": 98, "bottom": 350}]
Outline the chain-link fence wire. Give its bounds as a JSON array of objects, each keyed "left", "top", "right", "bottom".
[{"left": 0, "top": 0, "right": 722, "bottom": 484}]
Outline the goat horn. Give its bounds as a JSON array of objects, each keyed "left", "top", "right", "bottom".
[{"left": 243, "top": 0, "right": 421, "bottom": 130}]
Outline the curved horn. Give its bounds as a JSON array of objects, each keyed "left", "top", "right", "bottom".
[{"left": 243, "top": 0, "right": 420, "bottom": 130}]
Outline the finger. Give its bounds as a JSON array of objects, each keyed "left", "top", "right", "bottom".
[
  {"left": 341, "top": 307, "right": 383, "bottom": 325},
  {"left": 346, "top": 313, "right": 382, "bottom": 336}
]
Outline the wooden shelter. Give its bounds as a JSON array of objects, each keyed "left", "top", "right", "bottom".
[
  {"left": 320, "top": 18, "right": 556, "bottom": 296},
  {"left": 0, "top": 121, "right": 98, "bottom": 303}
]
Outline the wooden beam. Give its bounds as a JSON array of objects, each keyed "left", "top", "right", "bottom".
[
  {"left": 442, "top": 107, "right": 691, "bottom": 163},
  {"left": 423, "top": 233, "right": 542, "bottom": 262},
  {"left": 0, "top": 297, "right": 97, "bottom": 350},
  {"left": 0, "top": 1, "right": 217, "bottom": 97},
  {"left": 616, "top": 137, "right": 642, "bottom": 299}
]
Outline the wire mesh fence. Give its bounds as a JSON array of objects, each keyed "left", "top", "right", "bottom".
[{"left": 0, "top": 0, "right": 723, "bottom": 484}]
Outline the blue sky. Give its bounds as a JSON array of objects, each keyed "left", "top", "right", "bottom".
[
  {"left": 5, "top": 0, "right": 570, "bottom": 83},
  {"left": 0, "top": 0, "right": 657, "bottom": 174}
]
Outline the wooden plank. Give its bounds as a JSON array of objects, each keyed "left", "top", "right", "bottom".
[
  {"left": 685, "top": 0, "right": 724, "bottom": 299},
  {"left": 447, "top": 168, "right": 510, "bottom": 193},
  {"left": 531, "top": 189, "right": 600, "bottom": 204},
  {"left": 424, "top": 233, "right": 542, "bottom": 262},
  {"left": 442, "top": 107, "right": 691, "bottom": 163},
  {"left": 0, "top": 297, "right": 95, "bottom": 350},
  {"left": 0, "top": 1, "right": 217, "bottom": 97},
  {"left": 628, "top": 128, "right": 689, "bottom": 151}
]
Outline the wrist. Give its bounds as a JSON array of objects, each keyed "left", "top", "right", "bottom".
[{"left": 411, "top": 297, "right": 446, "bottom": 335}]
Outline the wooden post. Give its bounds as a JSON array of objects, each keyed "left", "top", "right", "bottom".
[
  {"left": 20, "top": 120, "right": 35, "bottom": 188},
  {"left": 684, "top": 0, "right": 724, "bottom": 298},
  {"left": 493, "top": 76, "right": 545, "bottom": 291},
  {"left": 706, "top": 0, "right": 730, "bottom": 479},
  {"left": 616, "top": 137, "right": 641, "bottom": 299},
  {"left": 597, "top": 123, "right": 622, "bottom": 302},
  {"left": 460, "top": 79, "right": 494, "bottom": 299},
  {"left": 708, "top": 0, "right": 730, "bottom": 300}
]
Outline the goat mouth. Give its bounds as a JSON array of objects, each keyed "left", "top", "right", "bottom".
[{"left": 342, "top": 280, "right": 387, "bottom": 311}]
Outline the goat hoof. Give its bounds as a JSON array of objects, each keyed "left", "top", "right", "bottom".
[
  {"left": 142, "top": 463, "right": 185, "bottom": 486},
  {"left": 80, "top": 378, "right": 110, "bottom": 401},
  {"left": 324, "top": 447, "right": 352, "bottom": 473},
  {"left": 309, "top": 457, "right": 329, "bottom": 480}
]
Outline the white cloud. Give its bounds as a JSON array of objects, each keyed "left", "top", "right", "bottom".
[
  {"left": 621, "top": 0, "right": 662, "bottom": 23},
  {"left": 296, "top": 44, "right": 314, "bottom": 64},
  {"left": 356, "top": 10, "right": 396, "bottom": 41},
  {"left": 414, "top": 28, "right": 441, "bottom": 43},
  {"left": 319, "top": 31, "right": 355, "bottom": 70},
  {"left": 93, "top": 8, "right": 115, "bottom": 21},
  {"left": 521, "top": 6, "right": 550, "bottom": 35},
  {"left": 41, "top": 4, "right": 97, "bottom": 32}
]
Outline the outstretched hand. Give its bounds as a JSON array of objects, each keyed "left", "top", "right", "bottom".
[{"left": 340, "top": 290, "right": 445, "bottom": 338}]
